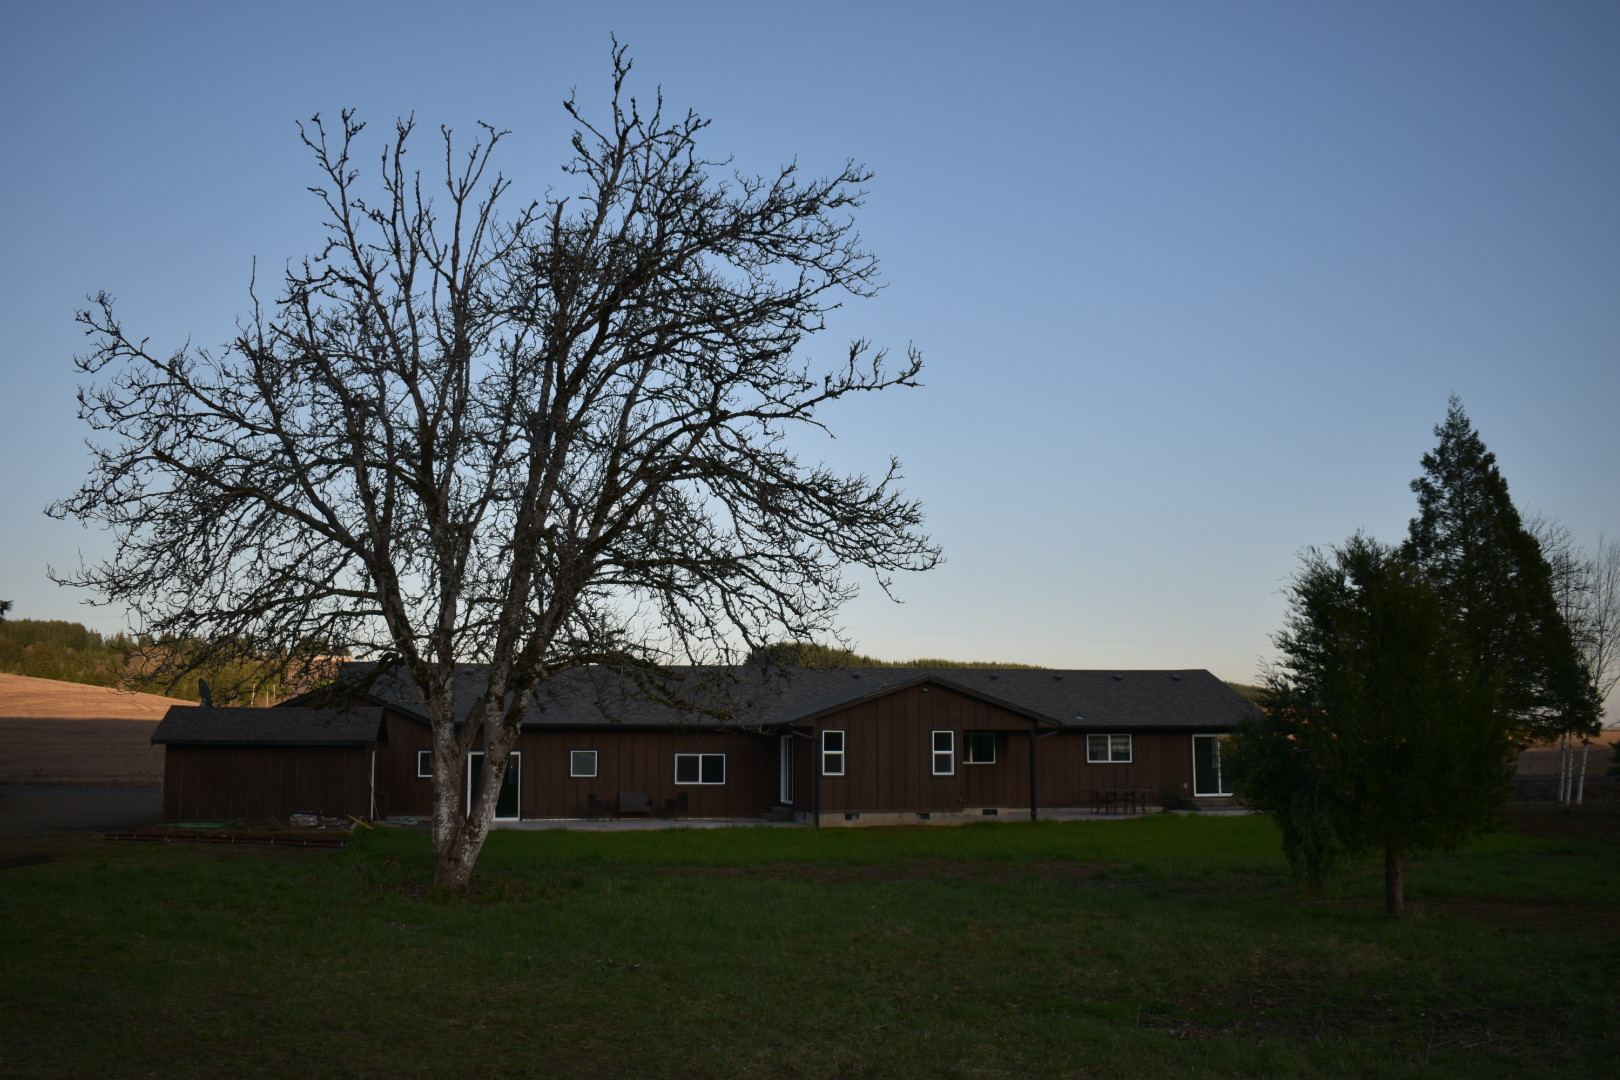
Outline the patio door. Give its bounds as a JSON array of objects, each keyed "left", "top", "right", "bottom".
[
  {"left": 467, "top": 751, "right": 521, "bottom": 820},
  {"left": 1191, "top": 735, "right": 1230, "bottom": 797}
]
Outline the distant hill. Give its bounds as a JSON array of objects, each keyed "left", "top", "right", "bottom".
[
  {"left": 750, "top": 641, "right": 1046, "bottom": 669},
  {"left": 0, "top": 619, "right": 328, "bottom": 704},
  {"left": 0, "top": 672, "right": 177, "bottom": 786},
  {"left": 1224, "top": 682, "right": 1266, "bottom": 705}
]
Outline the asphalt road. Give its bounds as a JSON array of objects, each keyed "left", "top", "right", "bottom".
[{"left": 0, "top": 785, "right": 162, "bottom": 838}]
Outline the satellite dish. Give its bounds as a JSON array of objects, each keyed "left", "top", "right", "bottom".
[{"left": 199, "top": 679, "right": 213, "bottom": 708}]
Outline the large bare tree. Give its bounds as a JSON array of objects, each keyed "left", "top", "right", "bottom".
[{"left": 51, "top": 47, "right": 939, "bottom": 889}]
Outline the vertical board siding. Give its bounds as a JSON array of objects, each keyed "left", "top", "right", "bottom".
[
  {"left": 806, "top": 684, "right": 1213, "bottom": 814},
  {"left": 515, "top": 729, "right": 779, "bottom": 819},
  {"left": 813, "top": 684, "right": 1034, "bottom": 814},
  {"left": 376, "top": 712, "right": 434, "bottom": 818},
  {"left": 162, "top": 745, "right": 371, "bottom": 821},
  {"left": 1040, "top": 732, "right": 1198, "bottom": 805}
]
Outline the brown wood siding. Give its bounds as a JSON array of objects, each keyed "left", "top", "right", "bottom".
[
  {"left": 374, "top": 711, "right": 434, "bottom": 818},
  {"left": 161, "top": 745, "right": 372, "bottom": 822},
  {"left": 810, "top": 684, "right": 1036, "bottom": 814},
  {"left": 515, "top": 728, "right": 779, "bottom": 819},
  {"left": 803, "top": 685, "right": 1222, "bottom": 814},
  {"left": 1038, "top": 731, "right": 1199, "bottom": 806}
]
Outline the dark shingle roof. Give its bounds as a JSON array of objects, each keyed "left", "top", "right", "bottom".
[
  {"left": 306, "top": 664, "right": 1252, "bottom": 732},
  {"left": 152, "top": 706, "right": 385, "bottom": 746}
]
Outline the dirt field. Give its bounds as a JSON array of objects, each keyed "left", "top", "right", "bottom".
[
  {"left": 0, "top": 672, "right": 179, "bottom": 785},
  {"left": 1513, "top": 728, "right": 1620, "bottom": 775},
  {"left": 0, "top": 671, "right": 182, "bottom": 719}
]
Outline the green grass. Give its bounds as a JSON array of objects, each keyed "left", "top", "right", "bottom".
[{"left": 3, "top": 809, "right": 1615, "bottom": 1079}]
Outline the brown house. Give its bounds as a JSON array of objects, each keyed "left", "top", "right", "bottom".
[{"left": 148, "top": 664, "right": 1251, "bottom": 826}]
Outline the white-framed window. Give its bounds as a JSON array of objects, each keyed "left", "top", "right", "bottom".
[
  {"left": 1087, "top": 734, "right": 1133, "bottom": 763},
  {"left": 674, "top": 753, "right": 726, "bottom": 785},
  {"left": 931, "top": 730, "right": 955, "bottom": 775},
  {"left": 416, "top": 749, "right": 433, "bottom": 778},
  {"left": 570, "top": 749, "right": 598, "bottom": 779},
  {"left": 822, "top": 729, "right": 846, "bottom": 776},
  {"left": 964, "top": 731, "right": 996, "bottom": 765}
]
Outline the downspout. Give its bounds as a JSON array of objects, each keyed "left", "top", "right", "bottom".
[
  {"left": 814, "top": 730, "right": 823, "bottom": 828},
  {"left": 1030, "top": 724, "right": 1038, "bottom": 822},
  {"left": 370, "top": 748, "right": 377, "bottom": 821}
]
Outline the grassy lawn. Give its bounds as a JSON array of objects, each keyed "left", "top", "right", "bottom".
[{"left": 2, "top": 807, "right": 1615, "bottom": 1079}]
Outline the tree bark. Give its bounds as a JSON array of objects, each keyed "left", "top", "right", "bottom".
[
  {"left": 1556, "top": 732, "right": 1571, "bottom": 805},
  {"left": 1384, "top": 844, "right": 1405, "bottom": 917},
  {"left": 1576, "top": 737, "right": 1590, "bottom": 806}
]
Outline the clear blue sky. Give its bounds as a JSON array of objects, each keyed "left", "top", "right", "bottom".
[{"left": 3, "top": 1, "right": 1617, "bottom": 689}]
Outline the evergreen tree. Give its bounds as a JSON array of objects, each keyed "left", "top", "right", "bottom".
[
  {"left": 1229, "top": 535, "right": 1516, "bottom": 915},
  {"left": 1402, "top": 397, "right": 1597, "bottom": 741}
]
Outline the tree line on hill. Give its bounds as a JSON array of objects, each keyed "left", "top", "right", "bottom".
[
  {"left": 4, "top": 622, "right": 1216, "bottom": 695},
  {"left": 747, "top": 641, "right": 1046, "bottom": 670},
  {"left": 0, "top": 617, "right": 340, "bottom": 704}
]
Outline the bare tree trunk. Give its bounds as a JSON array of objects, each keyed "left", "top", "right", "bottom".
[
  {"left": 430, "top": 718, "right": 473, "bottom": 890},
  {"left": 1556, "top": 732, "right": 1571, "bottom": 805},
  {"left": 1384, "top": 844, "right": 1405, "bottom": 917},
  {"left": 1575, "top": 738, "right": 1590, "bottom": 805},
  {"left": 430, "top": 693, "right": 524, "bottom": 892},
  {"left": 437, "top": 806, "right": 494, "bottom": 893}
]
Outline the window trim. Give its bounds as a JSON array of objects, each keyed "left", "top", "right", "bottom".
[
  {"left": 821, "top": 729, "right": 846, "bottom": 776},
  {"left": 673, "top": 752, "right": 726, "bottom": 785},
  {"left": 569, "top": 749, "right": 598, "bottom": 779},
  {"left": 416, "top": 749, "right": 432, "bottom": 779},
  {"left": 1087, "top": 733, "right": 1133, "bottom": 764},
  {"left": 931, "top": 730, "right": 955, "bottom": 776},
  {"left": 964, "top": 731, "right": 997, "bottom": 765}
]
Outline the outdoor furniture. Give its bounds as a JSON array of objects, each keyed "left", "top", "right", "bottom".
[
  {"left": 618, "top": 791, "right": 654, "bottom": 817},
  {"left": 1091, "top": 787, "right": 1157, "bottom": 814},
  {"left": 585, "top": 793, "right": 612, "bottom": 820},
  {"left": 661, "top": 791, "right": 690, "bottom": 819}
]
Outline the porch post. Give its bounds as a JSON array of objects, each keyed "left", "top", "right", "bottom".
[{"left": 1029, "top": 725, "right": 1039, "bottom": 823}]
